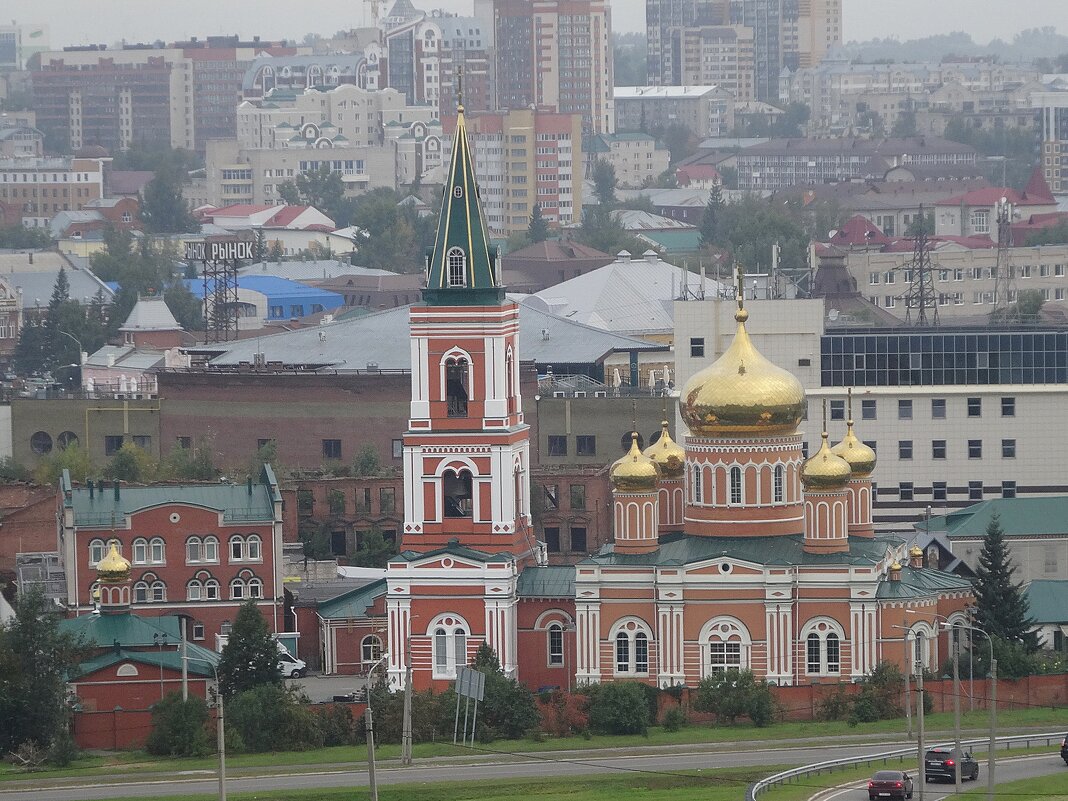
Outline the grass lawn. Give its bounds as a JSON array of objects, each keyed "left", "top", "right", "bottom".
[
  {"left": 1, "top": 706, "right": 1062, "bottom": 785},
  {"left": 956, "top": 772, "right": 1068, "bottom": 800},
  {"left": 93, "top": 766, "right": 795, "bottom": 801}
]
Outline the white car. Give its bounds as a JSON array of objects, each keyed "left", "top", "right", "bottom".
[{"left": 278, "top": 649, "right": 307, "bottom": 678}]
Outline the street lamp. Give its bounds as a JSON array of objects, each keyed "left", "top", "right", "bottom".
[
  {"left": 892, "top": 623, "right": 926, "bottom": 801},
  {"left": 365, "top": 653, "right": 390, "bottom": 801},
  {"left": 57, "top": 329, "right": 85, "bottom": 364},
  {"left": 909, "top": 611, "right": 962, "bottom": 792},
  {"left": 184, "top": 655, "right": 226, "bottom": 801},
  {"left": 942, "top": 621, "right": 996, "bottom": 801}
]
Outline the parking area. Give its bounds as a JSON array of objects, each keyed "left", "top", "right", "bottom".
[{"left": 287, "top": 673, "right": 371, "bottom": 702}]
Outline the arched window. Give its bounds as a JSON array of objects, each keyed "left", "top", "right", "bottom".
[
  {"left": 446, "top": 247, "right": 466, "bottom": 287},
  {"left": 247, "top": 576, "right": 263, "bottom": 599},
  {"left": 151, "top": 580, "right": 167, "bottom": 602},
  {"left": 773, "top": 465, "right": 785, "bottom": 503},
  {"left": 150, "top": 537, "right": 165, "bottom": 564},
  {"left": 186, "top": 537, "right": 203, "bottom": 564},
  {"left": 187, "top": 579, "right": 203, "bottom": 601},
  {"left": 133, "top": 580, "right": 149, "bottom": 603},
  {"left": 611, "top": 619, "right": 653, "bottom": 675},
  {"left": 443, "top": 469, "right": 473, "bottom": 518},
  {"left": 701, "top": 617, "right": 751, "bottom": 675},
  {"left": 362, "top": 635, "right": 383, "bottom": 664},
  {"left": 229, "top": 535, "right": 246, "bottom": 562},
  {"left": 431, "top": 616, "right": 468, "bottom": 679},
  {"left": 615, "top": 632, "right": 630, "bottom": 673},
  {"left": 230, "top": 577, "right": 246, "bottom": 600},
  {"left": 133, "top": 537, "right": 148, "bottom": 565},
  {"left": 204, "top": 577, "right": 220, "bottom": 601},
  {"left": 806, "top": 632, "right": 821, "bottom": 673},
  {"left": 692, "top": 463, "right": 704, "bottom": 504},
  {"left": 802, "top": 619, "right": 844, "bottom": 676},
  {"left": 634, "top": 632, "right": 649, "bottom": 673},
  {"left": 246, "top": 535, "right": 262, "bottom": 561},
  {"left": 445, "top": 356, "right": 469, "bottom": 417},
  {"left": 547, "top": 623, "right": 564, "bottom": 666},
  {"left": 729, "top": 466, "right": 743, "bottom": 505},
  {"left": 204, "top": 536, "right": 219, "bottom": 563},
  {"left": 826, "top": 632, "right": 840, "bottom": 673},
  {"left": 88, "top": 538, "right": 106, "bottom": 566}
]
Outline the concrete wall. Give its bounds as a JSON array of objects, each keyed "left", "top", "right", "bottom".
[{"left": 11, "top": 398, "right": 161, "bottom": 468}]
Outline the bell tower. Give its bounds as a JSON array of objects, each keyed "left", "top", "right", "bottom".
[{"left": 401, "top": 96, "right": 534, "bottom": 560}]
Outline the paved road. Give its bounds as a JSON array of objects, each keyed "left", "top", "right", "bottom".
[
  {"left": 815, "top": 753, "right": 1065, "bottom": 801},
  {"left": 3, "top": 742, "right": 1064, "bottom": 801}
]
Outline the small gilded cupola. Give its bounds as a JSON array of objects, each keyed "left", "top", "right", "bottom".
[
  {"left": 611, "top": 432, "right": 661, "bottom": 554},
  {"left": 831, "top": 388, "right": 877, "bottom": 539},
  {"left": 801, "top": 400, "right": 851, "bottom": 554},
  {"left": 422, "top": 95, "right": 504, "bottom": 307}
]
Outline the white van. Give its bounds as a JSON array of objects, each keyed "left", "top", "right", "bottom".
[{"left": 277, "top": 647, "right": 307, "bottom": 678}]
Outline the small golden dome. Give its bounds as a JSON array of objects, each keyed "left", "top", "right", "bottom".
[
  {"left": 909, "top": 545, "right": 924, "bottom": 558},
  {"left": 801, "top": 433, "right": 852, "bottom": 490},
  {"left": 680, "top": 304, "right": 806, "bottom": 436},
  {"left": 96, "top": 541, "right": 131, "bottom": 583},
  {"left": 643, "top": 420, "right": 684, "bottom": 479},
  {"left": 831, "top": 420, "right": 877, "bottom": 477},
  {"left": 611, "top": 433, "right": 660, "bottom": 492},
  {"left": 890, "top": 561, "right": 903, "bottom": 571}
]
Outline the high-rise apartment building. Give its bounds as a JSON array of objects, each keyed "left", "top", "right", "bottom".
[
  {"left": 492, "top": 0, "right": 614, "bottom": 134},
  {"left": 670, "top": 25, "right": 755, "bottom": 99},
  {"left": 1033, "top": 80, "right": 1068, "bottom": 193},
  {"left": 646, "top": 0, "right": 723, "bottom": 85}
]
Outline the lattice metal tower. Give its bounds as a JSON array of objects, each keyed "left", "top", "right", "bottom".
[
  {"left": 201, "top": 256, "right": 240, "bottom": 343},
  {"left": 898, "top": 205, "right": 939, "bottom": 326},
  {"left": 992, "top": 197, "right": 1017, "bottom": 320}
]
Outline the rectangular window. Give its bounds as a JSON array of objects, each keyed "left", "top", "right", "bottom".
[
  {"left": 1002, "top": 481, "right": 1017, "bottom": 499},
  {"left": 356, "top": 488, "right": 371, "bottom": 514},
  {"left": 968, "top": 481, "right": 983, "bottom": 500},
  {"left": 576, "top": 435, "right": 596, "bottom": 456},
  {"left": 932, "top": 440, "right": 946, "bottom": 459},
  {"left": 569, "top": 526, "right": 587, "bottom": 552},
  {"left": 898, "top": 440, "right": 913, "bottom": 460},
  {"left": 967, "top": 397, "right": 981, "bottom": 417},
  {"left": 861, "top": 399, "right": 876, "bottom": 420},
  {"left": 616, "top": 635, "right": 629, "bottom": 673},
  {"left": 392, "top": 439, "right": 403, "bottom": 458},
  {"left": 192, "top": 623, "right": 205, "bottom": 641},
  {"left": 569, "top": 485, "right": 586, "bottom": 510},
  {"left": 709, "top": 642, "right": 742, "bottom": 672},
  {"left": 543, "top": 484, "right": 559, "bottom": 510},
  {"left": 968, "top": 440, "right": 982, "bottom": 458},
  {"left": 829, "top": 400, "right": 845, "bottom": 420},
  {"left": 933, "top": 481, "right": 948, "bottom": 501},
  {"left": 544, "top": 526, "right": 560, "bottom": 552},
  {"left": 899, "top": 482, "right": 914, "bottom": 501},
  {"left": 322, "top": 439, "right": 342, "bottom": 460},
  {"left": 548, "top": 626, "right": 564, "bottom": 665},
  {"left": 380, "top": 487, "right": 395, "bottom": 513},
  {"left": 931, "top": 398, "right": 946, "bottom": 419},
  {"left": 1001, "top": 397, "right": 1015, "bottom": 417},
  {"left": 634, "top": 635, "right": 649, "bottom": 673},
  {"left": 104, "top": 435, "right": 124, "bottom": 456},
  {"left": 898, "top": 399, "right": 913, "bottom": 419},
  {"left": 1043, "top": 544, "right": 1057, "bottom": 573},
  {"left": 176, "top": 436, "right": 192, "bottom": 449},
  {"left": 690, "top": 337, "right": 705, "bottom": 358},
  {"left": 328, "top": 490, "right": 345, "bottom": 516},
  {"left": 547, "top": 435, "right": 568, "bottom": 457},
  {"left": 1002, "top": 439, "right": 1016, "bottom": 458}
]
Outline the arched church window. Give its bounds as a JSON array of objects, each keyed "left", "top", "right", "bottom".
[
  {"left": 447, "top": 247, "right": 466, "bottom": 287},
  {"left": 432, "top": 619, "right": 468, "bottom": 678},
  {"left": 446, "top": 357, "right": 469, "bottom": 417},
  {"left": 443, "top": 469, "right": 473, "bottom": 518},
  {"left": 802, "top": 619, "right": 844, "bottom": 676},
  {"left": 729, "top": 466, "right": 743, "bottom": 504},
  {"left": 773, "top": 465, "right": 785, "bottom": 503},
  {"left": 691, "top": 463, "right": 703, "bottom": 504},
  {"left": 547, "top": 623, "right": 564, "bottom": 665}
]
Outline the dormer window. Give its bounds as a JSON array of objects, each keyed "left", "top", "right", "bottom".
[{"left": 447, "top": 247, "right": 466, "bottom": 287}]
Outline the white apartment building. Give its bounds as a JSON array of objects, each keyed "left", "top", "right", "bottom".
[
  {"left": 0, "top": 156, "right": 107, "bottom": 228},
  {"left": 614, "top": 85, "right": 736, "bottom": 140},
  {"left": 586, "top": 133, "right": 670, "bottom": 189}
]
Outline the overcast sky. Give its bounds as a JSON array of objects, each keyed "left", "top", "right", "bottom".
[{"left": 6, "top": 0, "right": 1068, "bottom": 44}]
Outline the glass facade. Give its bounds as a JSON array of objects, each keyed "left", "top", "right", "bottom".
[{"left": 821, "top": 330, "right": 1068, "bottom": 387}]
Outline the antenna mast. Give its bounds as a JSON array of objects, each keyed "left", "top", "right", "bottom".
[
  {"left": 899, "top": 204, "right": 939, "bottom": 327},
  {"left": 992, "top": 197, "right": 1017, "bottom": 320}
]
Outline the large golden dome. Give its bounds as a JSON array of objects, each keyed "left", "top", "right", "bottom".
[
  {"left": 801, "top": 433, "right": 852, "bottom": 490},
  {"left": 643, "top": 420, "right": 684, "bottom": 479},
  {"left": 611, "top": 433, "right": 660, "bottom": 492},
  {"left": 681, "top": 304, "right": 806, "bottom": 436},
  {"left": 96, "top": 541, "right": 131, "bottom": 583}
]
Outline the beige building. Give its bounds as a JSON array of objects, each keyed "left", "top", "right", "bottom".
[
  {"left": 671, "top": 25, "right": 755, "bottom": 101},
  {"left": 1033, "top": 79, "right": 1068, "bottom": 193},
  {"left": 790, "top": 0, "right": 842, "bottom": 69},
  {"left": 0, "top": 156, "right": 107, "bottom": 228},
  {"left": 586, "top": 133, "right": 670, "bottom": 189},
  {"left": 614, "top": 85, "right": 736, "bottom": 140}
]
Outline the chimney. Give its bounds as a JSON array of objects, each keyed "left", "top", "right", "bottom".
[{"left": 888, "top": 561, "right": 902, "bottom": 581}]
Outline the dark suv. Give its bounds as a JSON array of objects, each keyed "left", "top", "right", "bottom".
[
  {"left": 924, "top": 748, "right": 979, "bottom": 782},
  {"left": 1060, "top": 733, "right": 1068, "bottom": 765}
]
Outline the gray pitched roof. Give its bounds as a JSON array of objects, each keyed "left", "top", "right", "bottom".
[{"left": 120, "top": 296, "right": 181, "bottom": 332}]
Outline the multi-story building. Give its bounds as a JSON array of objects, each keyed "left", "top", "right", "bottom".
[
  {"left": 0, "top": 124, "right": 44, "bottom": 158},
  {"left": 790, "top": 0, "right": 841, "bottom": 69},
  {"left": 492, "top": 0, "right": 614, "bottom": 134},
  {"left": 586, "top": 133, "right": 670, "bottom": 188},
  {"left": 443, "top": 108, "right": 583, "bottom": 234},
  {"left": 614, "top": 85, "right": 735, "bottom": 139},
  {"left": 58, "top": 466, "right": 285, "bottom": 648},
  {"left": 242, "top": 54, "right": 380, "bottom": 99},
  {"left": 670, "top": 25, "right": 755, "bottom": 100},
  {"left": 31, "top": 37, "right": 299, "bottom": 153},
  {"left": 735, "top": 136, "right": 978, "bottom": 191},
  {"left": 0, "top": 155, "right": 107, "bottom": 228},
  {"left": 645, "top": 0, "right": 720, "bottom": 87},
  {"left": 1033, "top": 76, "right": 1068, "bottom": 194},
  {"left": 0, "top": 23, "right": 49, "bottom": 70}
]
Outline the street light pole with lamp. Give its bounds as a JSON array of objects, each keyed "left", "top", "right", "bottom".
[
  {"left": 892, "top": 623, "right": 926, "bottom": 801},
  {"left": 365, "top": 652, "right": 390, "bottom": 801},
  {"left": 942, "top": 621, "right": 996, "bottom": 801},
  {"left": 908, "top": 610, "right": 962, "bottom": 792},
  {"left": 183, "top": 654, "right": 227, "bottom": 801}
]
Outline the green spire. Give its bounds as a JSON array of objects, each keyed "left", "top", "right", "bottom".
[{"left": 422, "top": 103, "right": 504, "bottom": 306}]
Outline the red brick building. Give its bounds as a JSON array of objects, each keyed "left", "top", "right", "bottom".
[
  {"left": 58, "top": 466, "right": 284, "bottom": 648},
  {"left": 0, "top": 484, "right": 56, "bottom": 576}
]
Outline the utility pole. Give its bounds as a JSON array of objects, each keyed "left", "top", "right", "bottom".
[
  {"left": 988, "top": 657, "right": 997, "bottom": 801},
  {"left": 916, "top": 647, "right": 926, "bottom": 801},
  {"left": 216, "top": 687, "right": 227, "bottom": 801},
  {"left": 953, "top": 635, "right": 961, "bottom": 792},
  {"left": 401, "top": 653, "right": 413, "bottom": 765},
  {"left": 181, "top": 617, "right": 189, "bottom": 702}
]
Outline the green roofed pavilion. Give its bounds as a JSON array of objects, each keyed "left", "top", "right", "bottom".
[{"left": 422, "top": 104, "right": 504, "bottom": 306}]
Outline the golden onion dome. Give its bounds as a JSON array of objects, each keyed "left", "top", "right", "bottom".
[
  {"left": 909, "top": 545, "right": 924, "bottom": 558},
  {"left": 801, "top": 432, "right": 852, "bottom": 490},
  {"left": 96, "top": 541, "right": 131, "bottom": 583},
  {"left": 830, "top": 406, "right": 877, "bottom": 477},
  {"left": 680, "top": 304, "right": 806, "bottom": 436},
  {"left": 890, "top": 561, "right": 903, "bottom": 571},
  {"left": 611, "top": 432, "right": 660, "bottom": 492},
  {"left": 643, "top": 420, "right": 685, "bottom": 479}
]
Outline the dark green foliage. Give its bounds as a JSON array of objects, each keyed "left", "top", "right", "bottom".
[
  {"left": 528, "top": 204, "right": 550, "bottom": 243},
  {"left": 314, "top": 703, "right": 360, "bottom": 746},
  {"left": 225, "top": 684, "right": 324, "bottom": 752},
  {"left": 1006, "top": 289, "right": 1045, "bottom": 323},
  {"left": 347, "top": 188, "right": 438, "bottom": 273},
  {"left": 217, "top": 601, "right": 282, "bottom": 698},
  {"left": 367, "top": 686, "right": 453, "bottom": 744},
  {"left": 160, "top": 438, "right": 218, "bottom": 481},
  {"left": 591, "top": 160, "right": 617, "bottom": 206},
  {"left": 0, "top": 587, "right": 88, "bottom": 754},
  {"left": 0, "top": 457, "right": 30, "bottom": 483},
  {"left": 943, "top": 116, "right": 1039, "bottom": 189},
  {"left": 164, "top": 280, "right": 204, "bottom": 330},
  {"left": 0, "top": 226, "right": 51, "bottom": 249},
  {"left": 1026, "top": 220, "right": 1068, "bottom": 246},
  {"left": 815, "top": 686, "right": 851, "bottom": 721},
  {"left": 700, "top": 194, "right": 809, "bottom": 278},
  {"left": 847, "top": 661, "right": 903, "bottom": 726},
  {"left": 891, "top": 111, "right": 918, "bottom": 138},
  {"left": 13, "top": 268, "right": 108, "bottom": 375},
  {"left": 972, "top": 512, "right": 1036, "bottom": 648},
  {"left": 734, "top": 103, "right": 810, "bottom": 138},
  {"left": 141, "top": 169, "right": 198, "bottom": 234},
  {"left": 693, "top": 669, "right": 774, "bottom": 726},
  {"left": 586, "top": 681, "right": 651, "bottom": 735},
  {"left": 699, "top": 184, "right": 724, "bottom": 249},
  {"left": 278, "top": 166, "right": 349, "bottom": 226},
  {"left": 612, "top": 32, "right": 647, "bottom": 86},
  {"left": 299, "top": 519, "right": 333, "bottom": 561},
  {"left": 575, "top": 206, "right": 644, "bottom": 256},
  {"left": 662, "top": 706, "right": 687, "bottom": 731},
  {"left": 46, "top": 731, "right": 79, "bottom": 767},
  {"left": 905, "top": 210, "right": 935, "bottom": 237},
  {"left": 351, "top": 526, "right": 398, "bottom": 569},
  {"left": 470, "top": 644, "right": 540, "bottom": 741},
  {"left": 145, "top": 693, "right": 213, "bottom": 757},
  {"left": 352, "top": 444, "right": 382, "bottom": 476},
  {"left": 648, "top": 123, "right": 695, "bottom": 166}
]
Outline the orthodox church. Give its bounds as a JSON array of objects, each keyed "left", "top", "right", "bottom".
[{"left": 373, "top": 99, "right": 972, "bottom": 692}]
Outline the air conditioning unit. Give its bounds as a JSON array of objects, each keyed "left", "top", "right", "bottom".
[
  {"left": 573, "top": 391, "right": 587, "bottom": 398},
  {"left": 594, "top": 390, "right": 607, "bottom": 397},
  {"left": 552, "top": 391, "right": 566, "bottom": 398}
]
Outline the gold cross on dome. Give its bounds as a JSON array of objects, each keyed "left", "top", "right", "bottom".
[{"left": 735, "top": 264, "right": 745, "bottom": 311}]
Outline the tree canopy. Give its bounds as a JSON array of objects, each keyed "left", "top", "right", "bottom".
[
  {"left": 217, "top": 601, "right": 282, "bottom": 698},
  {"left": 971, "top": 512, "right": 1036, "bottom": 648},
  {"left": 278, "top": 165, "right": 349, "bottom": 226}
]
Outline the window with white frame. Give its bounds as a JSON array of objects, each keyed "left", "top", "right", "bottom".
[
  {"left": 362, "top": 634, "right": 383, "bottom": 664},
  {"left": 186, "top": 537, "right": 203, "bottom": 564},
  {"left": 230, "top": 577, "right": 246, "bottom": 600},
  {"left": 151, "top": 580, "right": 166, "bottom": 602},
  {"left": 134, "top": 580, "right": 149, "bottom": 603},
  {"left": 230, "top": 535, "right": 245, "bottom": 561},
  {"left": 187, "top": 579, "right": 202, "bottom": 601},
  {"left": 773, "top": 465, "right": 784, "bottom": 503},
  {"left": 802, "top": 620, "right": 843, "bottom": 676},
  {"left": 89, "top": 538, "right": 106, "bottom": 566},
  {"left": 612, "top": 620, "right": 652, "bottom": 675},
  {"left": 547, "top": 623, "right": 564, "bottom": 666},
  {"left": 204, "top": 577, "right": 220, "bottom": 600},
  {"left": 691, "top": 463, "right": 704, "bottom": 503},
  {"left": 431, "top": 616, "right": 468, "bottom": 678},
  {"left": 150, "top": 537, "right": 165, "bottom": 564},
  {"left": 133, "top": 537, "right": 149, "bottom": 565},
  {"left": 446, "top": 247, "right": 466, "bottom": 287},
  {"left": 729, "top": 466, "right": 743, "bottom": 504},
  {"left": 246, "top": 535, "right": 262, "bottom": 561},
  {"left": 204, "top": 536, "right": 219, "bottom": 563},
  {"left": 702, "top": 618, "right": 750, "bottom": 675}
]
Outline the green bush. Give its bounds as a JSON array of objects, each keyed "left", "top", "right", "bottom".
[
  {"left": 46, "top": 731, "right": 79, "bottom": 767},
  {"left": 662, "top": 706, "right": 687, "bottom": 732},
  {"left": 315, "top": 703, "right": 358, "bottom": 746},
  {"left": 145, "top": 693, "right": 213, "bottom": 757},
  {"left": 816, "top": 686, "right": 851, "bottom": 722},
  {"left": 226, "top": 685, "right": 324, "bottom": 752},
  {"left": 693, "top": 669, "right": 774, "bottom": 726},
  {"left": 586, "top": 682, "right": 651, "bottom": 736},
  {"left": 849, "top": 661, "right": 904, "bottom": 726}
]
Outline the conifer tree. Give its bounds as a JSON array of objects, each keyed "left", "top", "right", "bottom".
[
  {"left": 971, "top": 511, "right": 1035, "bottom": 647},
  {"left": 217, "top": 601, "right": 281, "bottom": 698}
]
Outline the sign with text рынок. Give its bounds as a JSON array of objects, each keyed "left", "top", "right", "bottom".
[{"left": 184, "top": 240, "right": 254, "bottom": 262}]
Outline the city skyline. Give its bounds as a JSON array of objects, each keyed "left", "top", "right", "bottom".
[{"left": 6, "top": 0, "right": 1068, "bottom": 46}]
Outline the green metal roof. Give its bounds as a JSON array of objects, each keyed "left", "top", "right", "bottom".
[
  {"left": 1025, "top": 579, "right": 1068, "bottom": 623},
  {"left": 517, "top": 566, "right": 575, "bottom": 598},
  {"left": 876, "top": 564, "right": 973, "bottom": 599},
  {"left": 317, "top": 579, "right": 386, "bottom": 620},
  {"left": 61, "top": 611, "right": 183, "bottom": 647},
  {"left": 920, "top": 497, "right": 1068, "bottom": 540},
  {"left": 422, "top": 108, "right": 503, "bottom": 306},
  {"left": 61, "top": 468, "right": 278, "bottom": 527},
  {"left": 71, "top": 646, "right": 219, "bottom": 681}
]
